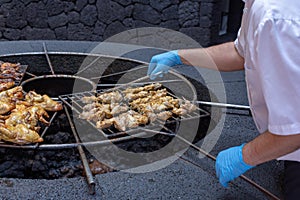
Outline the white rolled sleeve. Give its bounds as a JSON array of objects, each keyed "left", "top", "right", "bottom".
[{"left": 255, "top": 18, "right": 300, "bottom": 135}]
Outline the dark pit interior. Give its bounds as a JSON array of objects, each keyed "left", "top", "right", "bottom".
[
  {"left": 21, "top": 75, "right": 96, "bottom": 98},
  {"left": 0, "top": 53, "right": 216, "bottom": 179}
]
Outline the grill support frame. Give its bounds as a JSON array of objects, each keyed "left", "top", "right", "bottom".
[{"left": 0, "top": 44, "right": 279, "bottom": 199}]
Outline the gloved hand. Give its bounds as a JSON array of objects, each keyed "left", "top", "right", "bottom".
[
  {"left": 147, "top": 50, "right": 182, "bottom": 80},
  {"left": 215, "top": 144, "right": 255, "bottom": 187}
]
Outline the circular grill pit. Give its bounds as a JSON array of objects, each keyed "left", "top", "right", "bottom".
[
  {"left": 21, "top": 75, "right": 96, "bottom": 99},
  {"left": 0, "top": 48, "right": 217, "bottom": 194}
]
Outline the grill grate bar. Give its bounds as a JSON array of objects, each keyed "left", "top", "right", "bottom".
[
  {"left": 14, "top": 65, "right": 28, "bottom": 86},
  {"left": 60, "top": 87, "right": 210, "bottom": 140},
  {"left": 64, "top": 105, "right": 96, "bottom": 194},
  {"left": 0, "top": 64, "right": 28, "bottom": 86},
  {"left": 25, "top": 71, "right": 36, "bottom": 77},
  {"left": 96, "top": 79, "right": 186, "bottom": 88},
  {"left": 33, "top": 111, "right": 58, "bottom": 148},
  {"left": 43, "top": 42, "right": 55, "bottom": 75},
  {"left": 74, "top": 56, "right": 101, "bottom": 76},
  {"left": 0, "top": 131, "right": 150, "bottom": 150}
]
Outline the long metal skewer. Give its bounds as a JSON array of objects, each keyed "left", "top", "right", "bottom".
[
  {"left": 141, "top": 128, "right": 280, "bottom": 200},
  {"left": 34, "top": 112, "right": 58, "bottom": 148},
  {"left": 64, "top": 105, "right": 96, "bottom": 195},
  {"left": 104, "top": 73, "right": 151, "bottom": 92},
  {"left": 196, "top": 101, "right": 250, "bottom": 111},
  {"left": 96, "top": 79, "right": 184, "bottom": 88},
  {"left": 91, "top": 65, "right": 147, "bottom": 80}
]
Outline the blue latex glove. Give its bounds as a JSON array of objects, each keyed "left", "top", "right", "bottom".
[
  {"left": 215, "top": 144, "right": 255, "bottom": 187},
  {"left": 147, "top": 50, "right": 182, "bottom": 80}
]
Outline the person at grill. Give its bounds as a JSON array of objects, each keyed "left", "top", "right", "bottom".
[{"left": 147, "top": 0, "right": 300, "bottom": 199}]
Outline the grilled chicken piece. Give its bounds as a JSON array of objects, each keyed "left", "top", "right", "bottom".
[
  {"left": 96, "top": 110, "right": 148, "bottom": 131},
  {"left": 25, "top": 91, "right": 44, "bottom": 102},
  {"left": 0, "top": 81, "right": 15, "bottom": 92},
  {"left": 0, "top": 62, "right": 24, "bottom": 83},
  {"left": 157, "top": 111, "right": 173, "bottom": 121},
  {"left": 96, "top": 118, "right": 115, "bottom": 129},
  {"left": 124, "top": 90, "right": 148, "bottom": 101},
  {"left": 0, "top": 62, "right": 20, "bottom": 70},
  {"left": 97, "top": 91, "right": 123, "bottom": 104},
  {"left": 25, "top": 91, "right": 63, "bottom": 111},
  {"left": 0, "top": 115, "right": 9, "bottom": 120},
  {"left": 113, "top": 114, "right": 128, "bottom": 131},
  {"left": 124, "top": 83, "right": 162, "bottom": 94},
  {"left": 0, "top": 86, "right": 23, "bottom": 100},
  {"left": 81, "top": 95, "right": 98, "bottom": 104},
  {"left": 172, "top": 100, "right": 197, "bottom": 116},
  {"left": 80, "top": 83, "right": 197, "bottom": 131},
  {"left": 80, "top": 102, "right": 128, "bottom": 121},
  {"left": 106, "top": 111, "right": 148, "bottom": 131},
  {"left": 0, "top": 100, "right": 15, "bottom": 115},
  {"left": 80, "top": 107, "right": 106, "bottom": 122},
  {"left": 0, "top": 124, "right": 43, "bottom": 145},
  {"left": 172, "top": 108, "right": 188, "bottom": 116},
  {"left": 36, "top": 94, "right": 63, "bottom": 111},
  {"left": 82, "top": 102, "right": 97, "bottom": 111},
  {"left": 143, "top": 108, "right": 158, "bottom": 123},
  {"left": 5, "top": 105, "right": 49, "bottom": 130},
  {"left": 149, "top": 88, "right": 167, "bottom": 97},
  {"left": 143, "top": 83, "right": 162, "bottom": 91},
  {"left": 80, "top": 103, "right": 111, "bottom": 121},
  {"left": 4, "top": 107, "right": 28, "bottom": 128},
  {"left": 26, "top": 105, "right": 50, "bottom": 126},
  {"left": 124, "top": 86, "right": 145, "bottom": 94},
  {"left": 181, "top": 100, "right": 197, "bottom": 111},
  {"left": 110, "top": 103, "right": 128, "bottom": 115}
]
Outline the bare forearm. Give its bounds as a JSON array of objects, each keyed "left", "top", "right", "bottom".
[
  {"left": 243, "top": 131, "right": 300, "bottom": 166},
  {"left": 178, "top": 42, "right": 245, "bottom": 72}
]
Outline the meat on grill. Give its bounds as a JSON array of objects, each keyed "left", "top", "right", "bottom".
[
  {"left": 0, "top": 61, "right": 24, "bottom": 89},
  {"left": 79, "top": 83, "right": 197, "bottom": 131},
  {"left": 0, "top": 85, "right": 63, "bottom": 145}
]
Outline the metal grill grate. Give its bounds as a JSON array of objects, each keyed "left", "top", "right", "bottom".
[
  {"left": 0, "top": 64, "right": 28, "bottom": 86},
  {"left": 59, "top": 87, "right": 210, "bottom": 139},
  {"left": 15, "top": 65, "right": 28, "bottom": 86}
]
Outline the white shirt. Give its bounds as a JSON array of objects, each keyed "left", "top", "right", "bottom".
[{"left": 235, "top": 0, "right": 300, "bottom": 162}]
